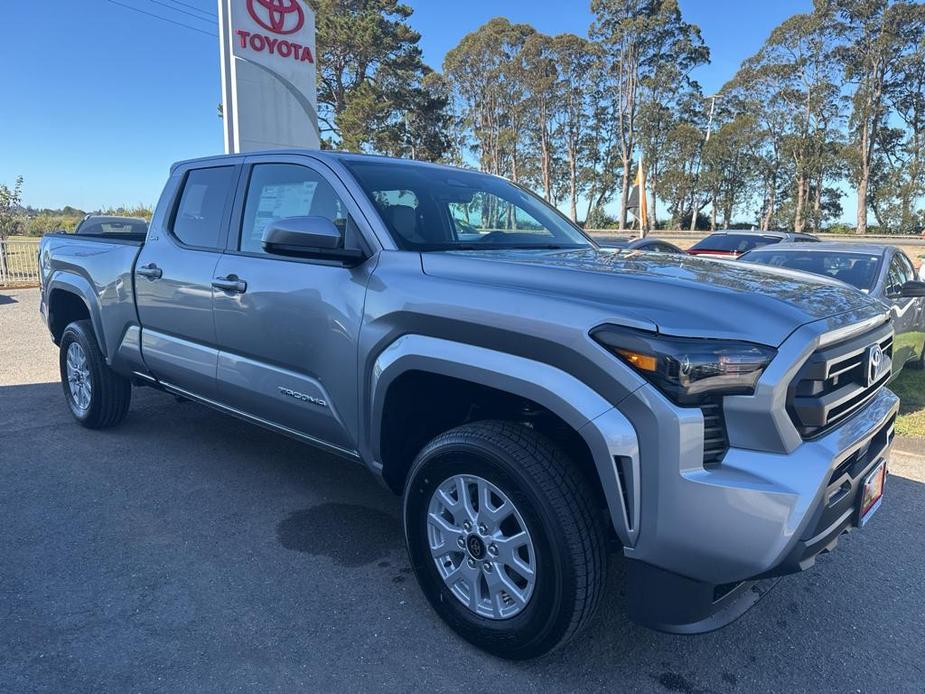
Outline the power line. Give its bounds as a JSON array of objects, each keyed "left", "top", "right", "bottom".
[
  {"left": 157, "top": 0, "right": 216, "bottom": 18},
  {"left": 143, "top": 0, "right": 216, "bottom": 22},
  {"left": 103, "top": 0, "right": 217, "bottom": 37}
]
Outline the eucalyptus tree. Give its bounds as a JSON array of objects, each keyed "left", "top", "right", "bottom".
[
  {"left": 701, "top": 114, "right": 763, "bottom": 229},
  {"left": 720, "top": 72, "right": 789, "bottom": 230},
  {"left": 834, "top": 0, "right": 925, "bottom": 233},
  {"left": 519, "top": 33, "right": 560, "bottom": 200},
  {"left": 869, "top": 22, "right": 925, "bottom": 231},
  {"left": 732, "top": 8, "right": 844, "bottom": 233},
  {"left": 658, "top": 120, "right": 708, "bottom": 227},
  {"left": 591, "top": 0, "right": 708, "bottom": 230},
  {"left": 444, "top": 18, "right": 536, "bottom": 179},
  {"left": 551, "top": 34, "right": 604, "bottom": 222}
]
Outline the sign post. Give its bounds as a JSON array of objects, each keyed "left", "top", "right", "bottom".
[{"left": 218, "top": 0, "right": 321, "bottom": 153}]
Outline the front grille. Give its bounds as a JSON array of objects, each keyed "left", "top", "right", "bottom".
[
  {"left": 701, "top": 399, "right": 728, "bottom": 465},
  {"left": 788, "top": 322, "right": 893, "bottom": 438}
]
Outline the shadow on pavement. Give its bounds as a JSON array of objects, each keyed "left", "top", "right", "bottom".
[{"left": 0, "top": 293, "right": 18, "bottom": 306}]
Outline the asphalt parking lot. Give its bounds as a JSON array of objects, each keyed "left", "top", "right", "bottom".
[{"left": 1, "top": 287, "right": 924, "bottom": 693}]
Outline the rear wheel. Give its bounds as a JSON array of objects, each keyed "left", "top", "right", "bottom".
[
  {"left": 59, "top": 320, "right": 131, "bottom": 428},
  {"left": 402, "top": 420, "right": 607, "bottom": 659}
]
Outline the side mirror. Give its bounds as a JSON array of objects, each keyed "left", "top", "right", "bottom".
[
  {"left": 900, "top": 280, "right": 925, "bottom": 298},
  {"left": 262, "top": 216, "right": 365, "bottom": 265}
]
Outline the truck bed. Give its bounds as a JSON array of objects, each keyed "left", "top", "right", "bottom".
[{"left": 39, "top": 232, "right": 145, "bottom": 361}]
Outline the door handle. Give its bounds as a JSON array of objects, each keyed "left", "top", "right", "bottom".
[
  {"left": 137, "top": 263, "right": 162, "bottom": 279},
  {"left": 212, "top": 275, "right": 247, "bottom": 293}
]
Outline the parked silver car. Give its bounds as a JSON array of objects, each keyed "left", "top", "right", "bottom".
[{"left": 741, "top": 242, "right": 925, "bottom": 372}]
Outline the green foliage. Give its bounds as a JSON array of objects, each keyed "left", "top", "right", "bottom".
[
  {"left": 834, "top": 0, "right": 925, "bottom": 233},
  {"left": 590, "top": 0, "right": 709, "bottom": 228},
  {"left": 314, "top": 0, "right": 453, "bottom": 161},
  {"left": 0, "top": 176, "right": 24, "bottom": 239},
  {"left": 891, "top": 368, "right": 925, "bottom": 437}
]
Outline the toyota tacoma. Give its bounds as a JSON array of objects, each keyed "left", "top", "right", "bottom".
[{"left": 39, "top": 151, "right": 899, "bottom": 659}]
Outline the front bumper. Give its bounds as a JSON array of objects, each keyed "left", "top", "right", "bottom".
[{"left": 621, "top": 385, "right": 898, "bottom": 634}]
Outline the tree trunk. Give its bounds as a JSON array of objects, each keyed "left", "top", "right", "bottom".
[
  {"left": 760, "top": 179, "right": 773, "bottom": 231},
  {"left": 856, "top": 171, "right": 868, "bottom": 235},
  {"left": 812, "top": 176, "right": 822, "bottom": 232},
  {"left": 856, "top": 95, "right": 875, "bottom": 235},
  {"left": 794, "top": 173, "right": 806, "bottom": 233},
  {"left": 619, "top": 158, "right": 631, "bottom": 231},
  {"left": 540, "top": 102, "right": 551, "bottom": 202},
  {"left": 568, "top": 141, "right": 578, "bottom": 222},
  {"left": 649, "top": 170, "right": 657, "bottom": 231}
]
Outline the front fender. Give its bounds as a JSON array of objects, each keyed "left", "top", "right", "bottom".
[{"left": 367, "top": 334, "right": 642, "bottom": 546}]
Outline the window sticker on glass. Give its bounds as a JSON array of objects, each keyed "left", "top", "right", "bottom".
[{"left": 250, "top": 181, "right": 318, "bottom": 243}]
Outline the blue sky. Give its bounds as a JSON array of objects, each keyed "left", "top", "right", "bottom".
[{"left": 0, "top": 0, "right": 826, "bottom": 218}]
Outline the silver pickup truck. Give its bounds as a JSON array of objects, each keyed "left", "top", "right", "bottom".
[{"left": 39, "top": 151, "right": 900, "bottom": 659}]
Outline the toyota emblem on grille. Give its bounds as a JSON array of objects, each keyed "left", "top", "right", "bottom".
[{"left": 866, "top": 344, "right": 884, "bottom": 387}]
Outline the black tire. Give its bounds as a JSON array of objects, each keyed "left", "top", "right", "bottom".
[
  {"left": 59, "top": 320, "right": 131, "bottom": 429},
  {"left": 402, "top": 420, "right": 607, "bottom": 659}
]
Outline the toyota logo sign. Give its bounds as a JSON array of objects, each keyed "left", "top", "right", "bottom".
[{"left": 247, "top": 0, "right": 305, "bottom": 35}]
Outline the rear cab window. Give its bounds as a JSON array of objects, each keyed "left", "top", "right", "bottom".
[{"left": 171, "top": 166, "right": 236, "bottom": 249}]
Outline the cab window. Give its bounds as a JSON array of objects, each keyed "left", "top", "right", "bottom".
[
  {"left": 172, "top": 166, "right": 236, "bottom": 249},
  {"left": 239, "top": 164, "right": 354, "bottom": 255}
]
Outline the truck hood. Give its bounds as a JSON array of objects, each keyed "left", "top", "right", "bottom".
[{"left": 420, "top": 247, "right": 887, "bottom": 347}]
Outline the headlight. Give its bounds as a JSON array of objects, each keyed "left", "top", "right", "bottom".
[{"left": 591, "top": 325, "right": 776, "bottom": 406}]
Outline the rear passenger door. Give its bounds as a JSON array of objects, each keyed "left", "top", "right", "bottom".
[
  {"left": 135, "top": 162, "right": 240, "bottom": 398},
  {"left": 211, "top": 155, "right": 376, "bottom": 454}
]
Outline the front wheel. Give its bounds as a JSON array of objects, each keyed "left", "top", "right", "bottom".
[
  {"left": 59, "top": 320, "right": 131, "bottom": 428},
  {"left": 402, "top": 421, "right": 608, "bottom": 659}
]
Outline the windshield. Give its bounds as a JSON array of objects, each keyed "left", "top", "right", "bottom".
[
  {"left": 741, "top": 250, "right": 882, "bottom": 291},
  {"left": 343, "top": 160, "right": 593, "bottom": 251},
  {"left": 690, "top": 233, "right": 782, "bottom": 253}
]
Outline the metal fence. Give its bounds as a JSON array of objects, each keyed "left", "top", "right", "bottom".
[{"left": 0, "top": 238, "right": 41, "bottom": 287}]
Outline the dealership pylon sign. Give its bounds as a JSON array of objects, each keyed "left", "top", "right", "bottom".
[{"left": 218, "top": 0, "right": 321, "bottom": 153}]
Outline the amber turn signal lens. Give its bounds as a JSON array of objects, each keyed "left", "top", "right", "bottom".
[{"left": 615, "top": 349, "right": 658, "bottom": 372}]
